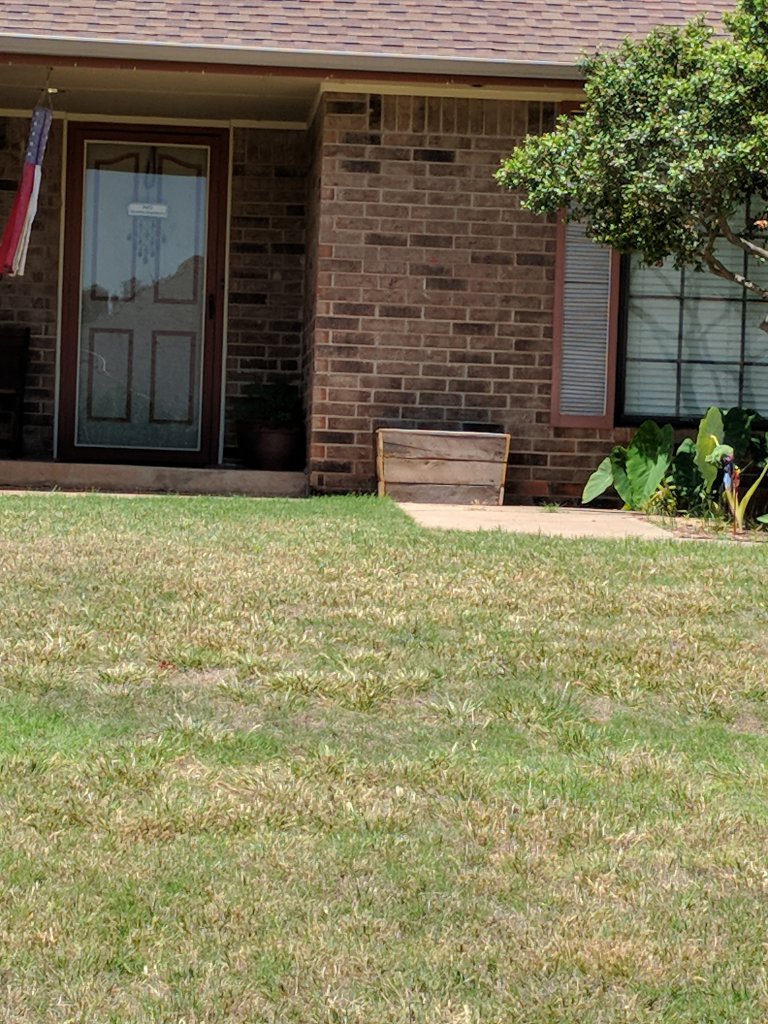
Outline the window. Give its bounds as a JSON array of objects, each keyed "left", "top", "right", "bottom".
[
  {"left": 553, "top": 213, "right": 768, "bottom": 429},
  {"left": 621, "top": 241, "right": 768, "bottom": 421}
]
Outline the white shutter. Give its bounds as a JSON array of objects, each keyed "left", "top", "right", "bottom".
[{"left": 556, "top": 220, "right": 615, "bottom": 423}]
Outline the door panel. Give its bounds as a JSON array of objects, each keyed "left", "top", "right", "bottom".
[{"left": 59, "top": 125, "right": 227, "bottom": 465}]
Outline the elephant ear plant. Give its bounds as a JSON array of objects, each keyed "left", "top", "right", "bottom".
[
  {"left": 694, "top": 405, "right": 724, "bottom": 493},
  {"left": 582, "top": 420, "right": 675, "bottom": 510},
  {"left": 583, "top": 406, "right": 768, "bottom": 530}
]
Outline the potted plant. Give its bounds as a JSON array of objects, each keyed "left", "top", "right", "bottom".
[{"left": 235, "top": 379, "right": 305, "bottom": 471}]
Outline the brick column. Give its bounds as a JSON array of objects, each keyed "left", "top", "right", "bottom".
[{"left": 306, "top": 92, "right": 559, "bottom": 499}]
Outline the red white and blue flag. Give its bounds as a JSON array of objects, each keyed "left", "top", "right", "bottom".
[{"left": 0, "top": 105, "right": 53, "bottom": 277}]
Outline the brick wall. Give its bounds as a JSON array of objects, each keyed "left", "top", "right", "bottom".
[
  {"left": 224, "top": 127, "right": 308, "bottom": 455},
  {"left": 307, "top": 92, "right": 577, "bottom": 499},
  {"left": 0, "top": 116, "right": 61, "bottom": 458}
]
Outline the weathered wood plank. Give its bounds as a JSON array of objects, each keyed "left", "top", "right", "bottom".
[
  {"left": 381, "top": 456, "right": 504, "bottom": 486},
  {"left": 384, "top": 482, "right": 503, "bottom": 505},
  {"left": 377, "top": 429, "right": 509, "bottom": 462},
  {"left": 377, "top": 429, "right": 511, "bottom": 505}
]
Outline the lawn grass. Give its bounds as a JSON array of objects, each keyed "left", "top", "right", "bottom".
[{"left": 1, "top": 492, "right": 767, "bottom": 1023}]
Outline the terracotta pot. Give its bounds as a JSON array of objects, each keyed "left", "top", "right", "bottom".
[{"left": 236, "top": 421, "right": 305, "bottom": 471}]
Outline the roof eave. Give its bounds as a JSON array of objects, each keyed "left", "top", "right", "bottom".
[{"left": 0, "top": 32, "right": 583, "bottom": 81}]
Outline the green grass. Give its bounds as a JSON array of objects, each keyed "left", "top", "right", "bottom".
[{"left": 1, "top": 492, "right": 767, "bottom": 1023}]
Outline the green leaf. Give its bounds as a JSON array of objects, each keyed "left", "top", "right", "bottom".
[
  {"left": 610, "top": 448, "right": 633, "bottom": 507},
  {"left": 736, "top": 461, "right": 768, "bottom": 529},
  {"left": 625, "top": 420, "right": 674, "bottom": 509},
  {"left": 722, "top": 406, "right": 759, "bottom": 464},
  {"left": 582, "top": 457, "right": 615, "bottom": 504},
  {"left": 695, "top": 407, "right": 724, "bottom": 490}
]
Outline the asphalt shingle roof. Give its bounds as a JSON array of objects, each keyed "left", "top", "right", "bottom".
[{"left": 0, "top": 1, "right": 732, "bottom": 68}]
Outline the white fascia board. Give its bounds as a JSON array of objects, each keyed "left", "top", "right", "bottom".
[{"left": 0, "top": 33, "right": 582, "bottom": 80}]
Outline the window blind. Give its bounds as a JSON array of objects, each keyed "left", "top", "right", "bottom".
[{"left": 555, "top": 220, "right": 615, "bottom": 423}]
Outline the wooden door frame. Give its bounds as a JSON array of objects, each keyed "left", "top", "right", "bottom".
[{"left": 58, "top": 122, "right": 229, "bottom": 466}]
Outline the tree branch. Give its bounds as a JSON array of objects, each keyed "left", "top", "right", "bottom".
[
  {"left": 701, "top": 231, "right": 768, "bottom": 299},
  {"left": 702, "top": 231, "right": 768, "bottom": 333},
  {"left": 717, "top": 214, "right": 768, "bottom": 263}
]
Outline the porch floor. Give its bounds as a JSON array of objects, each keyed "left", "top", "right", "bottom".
[{"left": 0, "top": 461, "right": 307, "bottom": 498}]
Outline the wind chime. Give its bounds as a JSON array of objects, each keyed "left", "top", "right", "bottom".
[
  {"left": 0, "top": 76, "right": 55, "bottom": 278},
  {"left": 128, "top": 147, "right": 168, "bottom": 269}
]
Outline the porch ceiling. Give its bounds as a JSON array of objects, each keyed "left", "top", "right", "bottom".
[{"left": 0, "top": 61, "right": 321, "bottom": 123}]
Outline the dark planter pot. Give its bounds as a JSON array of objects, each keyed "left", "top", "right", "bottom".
[{"left": 236, "top": 421, "right": 305, "bottom": 471}]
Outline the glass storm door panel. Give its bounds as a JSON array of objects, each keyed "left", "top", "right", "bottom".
[{"left": 75, "top": 142, "right": 209, "bottom": 451}]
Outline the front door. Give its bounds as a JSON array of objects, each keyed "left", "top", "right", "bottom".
[{"left": 59, "top": 124, "right": 228, "bottom": 465}]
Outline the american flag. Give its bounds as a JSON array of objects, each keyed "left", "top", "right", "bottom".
[{"left": 0, "top": 105, "right": 53, "bottom": 277}]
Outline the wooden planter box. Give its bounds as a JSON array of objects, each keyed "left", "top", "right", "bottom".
[{"left": 377, "top": 428, "right": 511, "bottom": 505}]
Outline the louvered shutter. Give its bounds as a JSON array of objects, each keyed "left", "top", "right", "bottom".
[{"left": 551, "top": 217, "right": 619, "bottom": 427}]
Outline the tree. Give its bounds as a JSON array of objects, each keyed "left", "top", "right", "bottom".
[{"left": 496, "top": 0, "right": 768, "bottom": 326}]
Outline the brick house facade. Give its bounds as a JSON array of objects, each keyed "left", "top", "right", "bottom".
[
  {"left": 0, "top": 1, "right": 729, "bottom": 500},
  {"left": 307, "top": 92, "right": 588, "bottom": 500}
]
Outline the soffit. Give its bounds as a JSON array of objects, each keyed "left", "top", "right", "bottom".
[{"left": 0, "top": 63, "right": 320, "bottom": 122}]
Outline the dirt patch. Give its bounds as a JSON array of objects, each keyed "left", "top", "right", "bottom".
[
  {"left": 729, "top": 711, "right": 768, "bottom": 736},
  {"left": 164, "top": 668, "right": 240, "bottom": 688},
  {"left": 581, "top": 694, "right": 617, "bottom": 723},
  {"left": 649, "top": 516, "right": 768, "bottom": 543}
]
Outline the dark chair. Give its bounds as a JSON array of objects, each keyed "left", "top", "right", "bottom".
[{"left": 0, "top": 326, "right": 30, "bottom": 458}]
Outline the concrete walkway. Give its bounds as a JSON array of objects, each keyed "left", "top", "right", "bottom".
[{"left": 399, "top": 502, "right": 673, "bottom": 541}]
